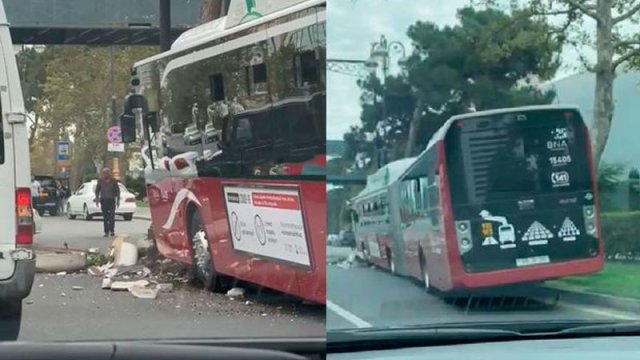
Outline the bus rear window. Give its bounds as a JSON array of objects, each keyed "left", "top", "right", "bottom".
[{"left": 446, "top": 109, "right": 592, "bottom": 205}]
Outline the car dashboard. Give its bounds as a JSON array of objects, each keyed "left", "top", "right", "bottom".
[{"left": 327, "top": 336, "right": 640, "bottom": 359}]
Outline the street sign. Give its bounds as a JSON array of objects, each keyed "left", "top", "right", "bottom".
[
  {"left": 56, "top": 140, "right": 71, "bottom": 167},
  {"left": 107, "top": 125, "right": 124, "bottom": 152},
  {"left": 107, "top": 125, "right": 122, "bottom": 144},
  {"left": 108, "top": 143, "right": 125, "bottom": 152}
]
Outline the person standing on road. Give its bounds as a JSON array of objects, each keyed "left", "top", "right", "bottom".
[
  {"left": 30, "top": 176, "right": 41, "bottom": 203},
  {"left": 94, "top": 168, "right": 120, "bottom": 237}
]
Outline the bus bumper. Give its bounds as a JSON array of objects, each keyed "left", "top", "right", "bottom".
[{"left": 453, "top": 255, "right": 604, "bottom": 292}]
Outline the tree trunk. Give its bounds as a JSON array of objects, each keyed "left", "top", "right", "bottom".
[
  {"left": 592, "top": 0, "right": 614, "bottom": 169},
  {"left": 405, "top": 95, "right": 422, "bottom": 157}
]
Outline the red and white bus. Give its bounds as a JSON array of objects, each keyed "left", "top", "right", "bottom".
[
  {"left": 352, "top": 105, "right": 603, "bottom": 295},
  {"left": 121, "top": 0, "right": 326, "bottom": 304}
]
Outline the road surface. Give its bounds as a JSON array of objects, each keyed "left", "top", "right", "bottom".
[
  {"left": 327, "top": 255, "right": 640, "bottom": 330},
  {"left": 1, "top": 216, "right": 324, "bottom": 341}
]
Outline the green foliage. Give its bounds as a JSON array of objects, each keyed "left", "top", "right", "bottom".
[
  {"left": 125, "top": 175, "right": 147, "bottom": 200},
  {"left": 597, "top": 162, "right": 626, "bottom": 193},
  {"left": 18, "top": 46, "right": 158, "bottom": 187},
  {"left": 346, "top": 6, "right": 561, "bottom": 163},
  {"left": 601, "top": 212, "right": 640, "bottom": 259}
]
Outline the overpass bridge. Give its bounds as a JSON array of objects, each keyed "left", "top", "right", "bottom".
[{"left": 5, "top": 0, "right": 203, "bottom": 45}]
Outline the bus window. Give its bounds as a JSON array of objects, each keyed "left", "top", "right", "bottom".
[
  {"left": 251, "top": 112, "right": 274, "bottom": 143},
  {"left": 235, "top": 118, "right": 253, "bottom": 143},
  {"left": 0, "top": 111, "right": 4, "bottom": 164}
]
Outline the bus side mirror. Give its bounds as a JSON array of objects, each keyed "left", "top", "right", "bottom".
[{"left": 120, "top": 114, "right": 136, "bottom": 143}]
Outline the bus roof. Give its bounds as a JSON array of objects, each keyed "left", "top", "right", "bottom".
[
  {"left": 351, "top": 156, "right": 417, "bottom": 201},
  {"left": 133, "top": 0, "right": 325, "bottom": 69},
  {"left": 424, "top": 104, "right": 582, "bottom": 152}
]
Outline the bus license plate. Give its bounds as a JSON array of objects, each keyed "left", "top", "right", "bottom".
[{"left": 516, "top": 255, "right": 550, "bottom": 267}]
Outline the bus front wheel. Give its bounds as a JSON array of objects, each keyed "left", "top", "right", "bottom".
[
  {"left": 420, "top": 251, "right": 431, "bottom": 293},
  {"left": 189, "top": 211, "right": 222, "bottom": 292}
]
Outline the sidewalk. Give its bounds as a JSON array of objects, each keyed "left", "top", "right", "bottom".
[{"left": 133, "top": 207, "right": 151, "bottom": 221}]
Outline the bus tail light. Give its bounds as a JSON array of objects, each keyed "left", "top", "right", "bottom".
[
  {"left": 455, "top": 220, "right": 472, "bottom": 255},
  {"left": 16, "top": 187, "right": 33, "bottom": 245},
  {"left": 583, "top": 205, "right": 597, "bottom": 236}
]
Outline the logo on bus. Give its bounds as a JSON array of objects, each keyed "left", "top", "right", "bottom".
[
  {"left": 547, "top": 139, "right": 568, "bottom": 151},
  {"left": 551, "top": 171, "right": 570, "bottom": 187}
]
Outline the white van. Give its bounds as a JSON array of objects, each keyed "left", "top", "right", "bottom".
[{"left": 0, "top": 1, "right": 35, "bottom": 317}]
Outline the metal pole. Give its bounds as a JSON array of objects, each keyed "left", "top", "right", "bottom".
[{"left": 159, "top": 0, "right": 171, "bottom": 52}]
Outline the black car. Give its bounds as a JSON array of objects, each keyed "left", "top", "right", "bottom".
[{"left": 33, "top": 175, "right": 67, "bottom": 216}]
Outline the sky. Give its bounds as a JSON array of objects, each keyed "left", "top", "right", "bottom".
[{"left": 326, "top": 0, "right": 591, "bottom": 140}]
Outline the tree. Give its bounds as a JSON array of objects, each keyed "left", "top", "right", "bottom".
[
  {"left": 22, "top": 46, "right": 157, "bottom": 187},
  {"left": 497, "top": 0, "right": 640, "bottom": 168},
  {"left": 346, "top": 6, "right": 562, "bottom": 166}
]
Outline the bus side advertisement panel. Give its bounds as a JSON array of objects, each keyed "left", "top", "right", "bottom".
[{"left": 222, "top": 184, "right": 312, "bottom": 267}]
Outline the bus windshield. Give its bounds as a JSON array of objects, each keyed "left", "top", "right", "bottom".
[{"left": 445, "top": 109, "right": 591, "bottom": 206}]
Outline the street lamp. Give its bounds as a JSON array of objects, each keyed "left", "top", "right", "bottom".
[{"left": 366, "top": 35, "right": 408, "bottom": 81}]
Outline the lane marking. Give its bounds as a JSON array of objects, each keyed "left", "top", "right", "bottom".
[
  {"left": 327, "top": 300, "right": 372, "bottom": 328},
  {"left": 558, "top": 303, "right": 640, "bottom": 321}
]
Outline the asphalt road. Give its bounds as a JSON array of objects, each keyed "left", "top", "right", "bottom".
[
  {"left": 326, "top": 252, "right": 640, "bottom": 331},
  {"left": 1, "top": 216, "right": 324, "bottom": 341}
]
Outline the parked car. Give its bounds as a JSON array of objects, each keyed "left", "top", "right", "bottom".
[
  {"left": 32, "top": 175, "right": 66, "bottom": 216},
  {"left": 339, "top": 230, "right": 356, "bottom": 248},
  {"left": 65, "top": 180, "right": 137, "bottom": 221},
  {"left": 204, "top": 123, "right": 221, "bottom": 144},
  {"left": 183, "top": 125, "right": 202, "bottom": 145}
]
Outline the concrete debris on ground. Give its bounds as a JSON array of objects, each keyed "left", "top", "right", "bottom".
[
  {"left": 326, "top": 246, "right": 364, "bottom": 269},
  {"left": 89, "top": 234, "right": 189, "bottom": 301},
  {"left": 226, "top": 287, "right": 245, "bottom": 298},
  {"left": 130, "top": 284, "right": 158, "bottom": 299}
]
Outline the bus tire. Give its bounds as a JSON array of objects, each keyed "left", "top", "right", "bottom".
[
  {"left": 386, "top": 247, "right": 396, "bottom": 274},
  {"left": 188, "top": 211, "right": 222, "bottom": 292},
  {"left": 419, "top": 250, "right": 431, "bottom": 293}
]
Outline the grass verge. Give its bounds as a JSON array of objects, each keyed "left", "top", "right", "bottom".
[{"left": 549, "top": 262, "right": 640, "bottom": 300}]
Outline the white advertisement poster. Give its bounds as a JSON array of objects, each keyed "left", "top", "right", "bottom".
[{"left": 223, "top": 185, "right": 311, "bottom": 267}]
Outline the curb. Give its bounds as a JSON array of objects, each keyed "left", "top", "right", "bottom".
[
  {"left": 133, "top": 215, "right": 151, "bottom": 221},
  {"left": 543, "top": 283, "right": 640, "bottom": 314}
]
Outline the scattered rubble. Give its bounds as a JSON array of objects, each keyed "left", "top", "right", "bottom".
[{"left": 226, "top": 287, "right": 245, "bottom": 298}]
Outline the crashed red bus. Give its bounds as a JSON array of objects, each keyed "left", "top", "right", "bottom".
[
  {"left": 352, "top": 105, "right": 603, "bottom": 295},
  {"left": 120, "top": 0, "right": 326, "bottom": 303}
]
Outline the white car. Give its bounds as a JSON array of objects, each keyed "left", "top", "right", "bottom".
[
  {"left": 183, "top": 125, "right": 202, "bottom": 145},
  {"left": 65, "top": 180, "right": 137, "bottom": 221}
]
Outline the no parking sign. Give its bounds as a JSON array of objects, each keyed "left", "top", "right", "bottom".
[{"left": 107, "top": 126, "right": 124, "bottom": 152}]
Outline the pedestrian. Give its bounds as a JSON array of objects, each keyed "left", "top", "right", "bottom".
[
  {"left": 94, "top": 168, "right": 120, "bottom": 237},
  {"left": 30, "top": 176, "right": 41, "bottom": 203}
]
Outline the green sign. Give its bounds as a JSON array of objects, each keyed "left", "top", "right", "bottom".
[{"left": 240, "top": 0, "right": 263, "bottom": 23}]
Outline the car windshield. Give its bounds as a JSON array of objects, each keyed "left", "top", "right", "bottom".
[
  {"left": 326, "top": 0, "right": 640, "bottom": 343},
  {"left": 8, "top": 0, "right": 325, "bottom": 346}
]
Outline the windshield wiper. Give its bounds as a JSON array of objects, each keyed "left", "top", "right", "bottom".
[
  {"left": 328, "top": 327, "right": 522, "bottom": 353},
  {"left": 559, "top": 321, "right": 640, "bottom": 335},
  {"left": 327, "top": 319, "right": 626, "bottom": 353}
]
